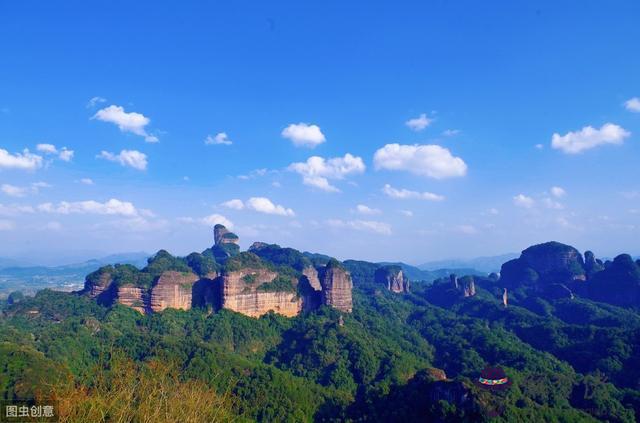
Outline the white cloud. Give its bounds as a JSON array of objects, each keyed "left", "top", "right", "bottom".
[
  {"left": 535, "top": 144, "right": 544, "bottom": 150},
  {"left": 355, "top": 204, "right": 381, "bottom": 215},
  {"left": 86, "top": 96, "right": 107, "bottom": 108},
  {"left": 222, "top": 199, "right": 245, "bottom": 210},
  {"left": 281, "top": 123, "right": 326, "bottom": 147},
  {"left": 288, "top": 153, "right": 365, "bottom": 192},
  {"left": 0, "top": 204, "right": 35, "bottom": 216},
  {"left": 0, "top": 149, "right": 43, "bottom": 170},
  {"left": 327, "top": 219, "right": 392, "bottom": 235},
  {"left": 550, "top": 186, "right": 566, "bottom": 198},
  {"left": 79, "top": 178, "right": 94, "bottom": 185},
  {"left": 373, "top": 143, "right": 467, "bottom": 179},
  {"left": 179, "top": 214, "right": 233, "bottom": 229},
  {"left": 36, "top": 143, "right": 58, "bottom": 154},
  {"left": 58, "top": 148, "right": 74, "bottom": 162},
  {"left": 513, "top": 194, "right": 535, "bottom": 208},
  {"left": 38, "top": 198, "right": 139, "bottom": 217},
  {"left": 205, "top": 132, "right": 232, "bottom": 145},
  {"left": 36, "top": 143, "right": 74, "bottom": 162},
  {"left": 405, "top": 113, "right": 432, "bottom": 131},
  {"left": 624, "top": 97, "right": 640, "bottom": 112},
  {"left": 488, "top": 208, "right": 499, "bottom": 215},
  {"left": 454, "top": 224, "right": 479, "bottom": 235},
  {"left": 442, "top": 129, "right": 460, "bottom": 137},
  {"left": 92, "top": 105, "right": 158, "bottom": 143},
  {"left": 1, "top": 184, "right": 28, "bottom": 197},
  {"left": 98, "top": 150, "right": 148, "bottom": 170},
  {"left": 399, "top": 210, "right": 413, "bottom": 217},
  {"left": 0, "top": 220, "right": 15, "bottom": 231},
  {"left": 382, "top": 184, "right": 444, "bottom": 201},
  {"left": 246, "top": 197, "right": 295, "bottom": 217},
  {"left": 551, "top": 123, "right": 630, "bottom": 154}
]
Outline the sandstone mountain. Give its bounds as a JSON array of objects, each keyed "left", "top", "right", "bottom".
[
  {"left": 374, "top": 265, "right": 410, "bottom": 293},
  {"left": 80, "top": 225, "right": 352, "bottom": 317}
]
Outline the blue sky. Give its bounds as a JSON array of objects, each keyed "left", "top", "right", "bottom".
[{"left": 1, "top": 1, "right": 639, "bottom": 264}]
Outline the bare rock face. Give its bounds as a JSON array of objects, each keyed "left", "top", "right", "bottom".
[
  {"left": 584, "top": 250, "right": 605, "bottom": 277},
  {"left": 85, "top": 272, "right": 113, "bottom": 299},
  {"left": 150, "top": 271, "right": 199, "bottom": 312},
  {"left": 320, "top": 259, "right": 353, "bottom": 312},
  {"left": 221, "top": 268, "right": 301, "bottom": 317},
  {"left": 520, "top": 241, "right": 586, "bottom": 282},
  {"left": 214, "top": 224, "right": 239, "bottom": 246},
  {"left": 459, "top": 276, "right": 476, "bottom": 297},
  {"left": 375, "top": 266, "right": 410, "bottom": 293},
  {"left": 302, "top": 265, "right": 322, "bottom": 291},
  {"left": 116, "top": 285, "right": 147, "bottom": 314}
]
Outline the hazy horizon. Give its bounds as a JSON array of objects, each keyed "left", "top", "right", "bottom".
[{"left": 1, "top": 2, "right": 639, "bottom": 264}]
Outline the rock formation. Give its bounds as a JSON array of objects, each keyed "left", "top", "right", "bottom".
[
  {"left": 116, "top": 285, "right": 147, "bottom": 314},
  {"left": 459, "top": 276, "right": 476, "bottom": 297},
  {"left": 220, "top": 267, "right": 302, "bottom": 317},
  {"left": 588, "top": 254, "right": 640, "bottom": 307},
  {"left": 374, "top": 265, "right": 410, "bottom": 293},
  {"left": 320, "top": 259, "right": 353, "bottom": 312},
  {"left": 584, "top": 250, "right": 605, "bottom": 277},
  {"left": 500, "top": 242, "right": 586, "bottom": 294},
  {"left": 502, "top": 288, "right": 508, "bottom": 307},
  {"left": 214, "top": 224, "right": 239, "bottom": 246},
  {"left": 149, "top": 271, "right": 199, "bottom": 312},
  {"left": 302, "top": 265, "right": 322, "bottom": 291}
]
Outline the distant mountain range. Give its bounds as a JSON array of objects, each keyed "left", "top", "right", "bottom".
[
  {"left": 0, "top": 252, "right": 149, "bottom": 297},
  {"left": 418, "top": 253, "right": 519, "bottom": 274}
]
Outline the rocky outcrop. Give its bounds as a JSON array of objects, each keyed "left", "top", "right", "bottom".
[
  {"left": 374, "top": 265, "right": 410, "bottom": 293},
  {"left": 320, "top": 259, "right": 353, "bottom": 312},
  {"left": 302, "top": 265, "right": 322, "bottom": 291},
  {"left": 501, "top": 242, "right": 586, "bottom": 289},
  {"left": 588, "top": 254, "right": 640, "bottom": 307},
  {"left": 584, "top": 250, "right": 605, "bottom": 277},
  {"left": 116, "top": 285, "right": 147, "bottom": 314},
  {"left": 449, "top": 274, "right": 475, "bottom": 297},
  {"left": 150, "top": 271, "right": 199, "bottom": 312},
  {"left": 221, "top": 268, "right": 302, "bottom": 317},
  {"left": 214, "top": 224, "right": 239, "bottom": 246},
  {"left": 85, "top": 271, "right": 113, "bottom": 299}
]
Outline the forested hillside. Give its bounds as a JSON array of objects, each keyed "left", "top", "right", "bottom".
[{"left": 1, "top": 241, "right": 639, "bottom": 422}]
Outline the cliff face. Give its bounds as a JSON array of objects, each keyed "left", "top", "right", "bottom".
[
  {"left": 501, "top": 242, "right": 586, "bottom": 292},
  {"left": 302, "top": 265, "right": 322, "bottom": 291},
  {"left": 116, "top": 285, "right": 147, "bottom": 314},
  {"left": 150, "top": 271, "right": 199, "bottom": 313},
  {"left": 214, "top": 224, "right": 239, "bottom": 246},
  {"left": 85, "top": 272, "right": 114, "bottom": 300},
  {"left": 221, "top": 268, "right": 302, "bottom": 317},
  {"left": 320, "top": 260, "right": 353, "bottom": 312},
  {"left": 375, "top": 266, "right": 410, "bottom": 293}
]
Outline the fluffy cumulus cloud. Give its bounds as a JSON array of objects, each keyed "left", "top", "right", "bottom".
[
  {"left": 373, "top": 144, "right": 467, "bottom": 179},
  {"left": 246, "top": 197, "right": 295, "bottom": 217},
  {"left": 382, "top": 184, "right": 444, "bottom": 201},
  {"left": 327, "top": 219, "right": 392, "bottom": 235},
  {"left": 355, "top": 204, "right": 381, "bottom": 215},
  {"left": 551, "top": 123, "right": 630, "bottom": 154},
  {"left": 221, "top": 199, "right": 245, "bottom": 210},
  {"left": 98, "top": 150, "right": 148, "bottom": 170},
  {"left": 0, "top": 148, "right": 43, "bottom": 170},
  {"left": 281, "top": 123, "right": 326, "bottom": 147},
  {"left": 93, "top": 105, "right": 158, "bottom": 143},
  {"left": 288, "top": 153, "right": 365, "bottom": 192},
  {"left": 38, "top": 198, "right": 139, "bottom": 217},
  {"left": 205, "top": 132, "right": 232, "bottom": 145},
  {"left": 405, "top": 113, "right": 432, "bottom": 131},
  {"left": 550, "top": 186, "right": 566, "bottom": 198},
  {"left": 1, "top": 184, "right": 27, "bottom": 197},
  {"left": 179, "top": 214, "right": 233, "bottom": 229},
  {"left": 624, "top": 97, "right": 640, "bottom": 112},
  {"left": 513, "top": 194, "right": 535, "bottom": 208},
  {"left": 36, "top": 143, "right": 74, "bottom": 162}
]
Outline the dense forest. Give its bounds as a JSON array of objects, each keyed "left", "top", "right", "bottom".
[{"left": 1, "top": 241, "right": 640, "bottom": 422}]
